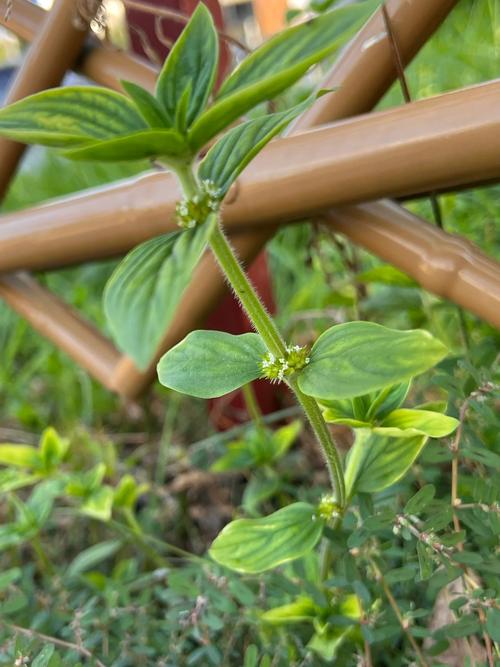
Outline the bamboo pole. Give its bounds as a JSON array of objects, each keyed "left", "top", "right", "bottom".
[{"left": 0, "top": 81, "right": 498, "bottom": 272}]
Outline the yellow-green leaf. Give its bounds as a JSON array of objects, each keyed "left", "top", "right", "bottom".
[{"left": 209, "top": 502, "right": 324, "bottom": 573}]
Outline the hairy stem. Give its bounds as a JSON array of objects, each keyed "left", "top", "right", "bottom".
[
  {"left": 210, "top": 218, "right": 345, "bottom": 506},
  {"left": 174, "top": 165, "right": 346, "bottom": 507}
]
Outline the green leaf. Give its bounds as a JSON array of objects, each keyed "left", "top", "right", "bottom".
[
  {"left": 0, "top": 444, "right": 40, "bottom": 468},
  {"left": 156, "top": 3, "right": 218, "bottom": 128},
  {"left": 344, "top": 429, "right": 428, "bottom": 495},
  {"left": 105, "top": 221, "right": 214, "bottom": 369},
  {"left": 322, "top": 404, "right": 371, "bottom": 428},
  {"left": 0, "top": 470, "right": 40, "bottom": 493},
  {"left": 261, "top": 596, "right": 319, "bottom": 624},
  {"left": 366, "top": 381, "right": 411, "bottom": 420},
  {"left": 113, "top": 474, "right": 148, "bottom": 510},
  {"left": 211, "top": 441, "right": 255, "bottom": 472},
  {"left": 189, "top": 1, "right": 377, "bottom": 149},
  {"left": 374, "top": 408, "right": 459, "bottom": 438},
  {"left": 65, "top": 539, "right": 122, "bottom": 579},
  {"left": 198, "top": 99, "right": 312, "bottom": 196},
  {"left": 357, "top": 264, "right": 417, "bottom": 287},
  {"left": 0, "top": 86, "right": 146, "bottom": 147},
  {"left": 63, "top": 129, "right": 187, "bottom": 162},
  {"left": 0, "top": 567, "right": 22, "bottom": 591},
  {"left": 242, "top": 475, "right": 280, "bottom": 514},
  {"left": 486, "top": 608, "right": 500, "bottom": 642},
  {"left": 417, "top": 541, "right": 433, "bottom": 580},
  {"left": 158, "top": 330, "right": 266, "bottom": 398},
  {"left": 121, "top": 80, "right": 170, "bottom": 128},
  {"left": 298, "top": 322, "right": 448, "bottom": 401},
  {"left": 80, "top": 486, "right": 114, "bottom": 522},
  {"left": 39, "top": 427, "right": 68, "bottom": 471},
  {"left": 271, "top": 420, "right": 302, "bottom": 460},
  {"left": 209, "top": 502, "right": 324, "bottom": 573},
  {"left": 32, "top": 645, "right": 55, "bottom": 667},
  {"left": 404, "top": 485, "right": 436, "bottom": 515}
]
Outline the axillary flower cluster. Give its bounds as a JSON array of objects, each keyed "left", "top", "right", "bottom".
[
  {"left": 175, "top": 179, "right": 221, "bottom": 229},
  {"left": 260, "top": 344, "right": 310, "bottom": 383}
]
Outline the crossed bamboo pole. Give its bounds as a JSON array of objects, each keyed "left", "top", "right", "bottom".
[{"left": 0, "top": 0, "right": 498, "bottom": 399}]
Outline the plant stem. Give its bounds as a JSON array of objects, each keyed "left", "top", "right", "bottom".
[
  {"left": 174, "top": 166, "right": 346, "bottom": 508},
  {"left": 289, "top": 378, "right": 345, "bottom": 508},
  {"left": 242, "top": 383, "right": 264, "bottom": 430},
  {"left": 2, "top": 620, "right": 108, "bottom": 667},
  {"left": 208, "top": 221, "right": 286, "bottom": 357}
]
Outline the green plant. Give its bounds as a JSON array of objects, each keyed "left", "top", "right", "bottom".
[
  {"left": 1, "top": 4, "right": 498, "bottom": 664},
  {"left": 0, "top": 0, "right": 454, "bottom": 570}
]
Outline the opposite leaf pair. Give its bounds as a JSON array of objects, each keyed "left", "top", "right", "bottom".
[{"left": 157, "top": 321, "right": 448, "bottom": 401}]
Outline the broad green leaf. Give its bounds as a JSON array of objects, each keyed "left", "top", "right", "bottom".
[
  {"left": 261, "top": 596, "right": 319, "bottom": 624},
  {"left": 189, "top": 1, "right": 377, "bottom": 149},
  {"left": 0, "top": 86, "right": 146, "bottom": 147},
  {"left": 156, "top": 3, "right": 218, "bottom": 128},
  {"left": 121, "top": 80, "right": 170, "bottom": 128},
  {"left": 344, "top": 429, "right": 428, "bottom": 496},
  {"left": 404, "top": 484, "right": 436, "bottom": 515},
  {"left": 158, "top": 330, "right": 266, "bottom": 398},
  {"left": 198, "top": 99, "right": 312, "bottom": 196},
  {"left": 209, "top": 502, "right": 324, "bottom": 573},
  {"left": 298, "top": 322, "right": 448, "bottom": 401},
  {"left": 0, "top": 444, "right": 40, "bottom": 468},
  {"left": 63, "top": 129, "right": 187, "bottom": 162},
  {"left": 65, "top": 539, "right": 122, "bottom": 579},
  {"left": 105, "top": 220, "right": 214, "bottom": 369},
  {"left": 374, "top": 408, "right": 459, "bottom": 438}
]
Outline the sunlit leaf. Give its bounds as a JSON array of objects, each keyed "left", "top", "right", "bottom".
[
  {"left": 105, "top": 219, "right": 214, "bottom": 370},
  {"left": 189, "top": 1, "right": 377, "bottom": 148},
  {"left": 198, "top": 98, "right": 313, "bottom": 195},
  {"left": 121, "top": 80, "right": 170, "bottom": 128},
  {"left": 374, "top": 408, "right": 459, "bottom": 438},
  {"left": 298, "top": 322, "right": 448, "bottom": 401},
  {"left": 156, "top": 3, "right": 218, "bottom": 128},
  {"left": 158, "top": 330, "right": 266, "bottom": 398},
  {"left": 63, "top": 129, "right": 187, "bottom": 162},
  {"left": 344, "top": 429, "right": 428, "bottom": 495},
  {"left": 209, "top": 502, "right": 324, "bottom": 573},
  {"left": 0, "top": 86, "right": 146, "bottom": 147}
]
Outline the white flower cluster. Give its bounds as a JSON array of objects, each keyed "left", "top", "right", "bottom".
[
  {"left": 175, "top": 179, "right": 222, "bottom": 229},
  {"left": 260, "top": 344, "right": 310, "bottom": 383}
]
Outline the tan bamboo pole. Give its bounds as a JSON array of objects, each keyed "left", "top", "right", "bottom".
[
  {"left": 0, "top": 0, "right": 114, "bottom": 386},
  {"left": 0, "top": 80, "right": 498, "bottom": 272},
  {"left": 0, "top": 0, "right": 101, "bottom": 196},
  {"left": 323, "top": 201, "right": 500, "bottom": 328},
  {"left": 0, "top": 0, "right": 158, "bottom": 92},
  {"left": 0, "top": 273, "right": 121, "bottom": 387},
  {"left": 0, "top": 0, "right": 469, "bottom": 397}
]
